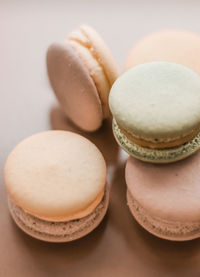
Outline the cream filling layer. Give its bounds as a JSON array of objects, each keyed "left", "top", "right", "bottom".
[
  {"left": 116, "top": 119, "right": 200, "bottom": 145},
  {"left": 67, "top": 29, "right": 111, "bottom": 118}
]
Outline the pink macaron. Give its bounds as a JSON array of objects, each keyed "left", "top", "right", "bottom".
[
  {"left": 47, "top": 25, "right": 119, "bottom": 132},
  {"left": 125, "top": 153, "right": 200, "bottom": 241}
]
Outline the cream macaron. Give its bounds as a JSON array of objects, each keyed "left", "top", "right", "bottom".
[
  {"left": 124, "top": 30, "right": 200, "bottom": 73},
  {"left": 47, "top": 25, "right": 119, "bottom": 132},
  {"left": 126, "top": 153, "right": 200, "bottom": 241},
  {"left": 109, "top": 62, "right": 200, "bottom": 163},
  {"left": 4, "top": 131, "right": 109, "bottom": 242}
]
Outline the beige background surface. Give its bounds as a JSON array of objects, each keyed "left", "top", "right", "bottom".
[{"left": 1, "top": 0, "right": 200, "bottom": 276}]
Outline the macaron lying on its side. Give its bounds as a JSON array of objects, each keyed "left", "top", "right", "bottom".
[
  {"left": 126, "top": 154, "right": 200, "bottom": 241},
  {"left": 4, "top": 131, "right": 109, "bottom": 242},
  {"left": 109, "top": 61, "right": 200, "bottom": 163},
  {"left": 47, "top": 25, "right": 119, "bottom": 132},
  {"left": 124, "top": 30, "right": 200, "bottom": 73}
]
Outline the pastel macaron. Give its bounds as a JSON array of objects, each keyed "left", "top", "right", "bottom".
[
  {"left": 47, "top": 25, "right": 119, "bottom": 132},
  {"left": 124, "top": 30, "right": 200, "bottom": 73},
  {"left": 126, "top": 153, "right": 200, "bottom": 241},
  {"left": 4, "top": 131, "right": 109, "bottom": 242},
  {"left": 109, "top": 62, "right": 200, "bottom": 163}
]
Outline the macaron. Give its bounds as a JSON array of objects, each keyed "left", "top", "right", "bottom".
[
  {"left": 47, "top": 25, "right": 119, "bottom": 132},
  {"left": 124, "top": 30, "right": 200, "bottom": 73},
  {"left": 125, "top": 153, "right": 200, "bottom": 241},
  {"left": 109, "top": 62, "right": 200, "bottom": 163},
  {"left": 4, "top": 131, "right": 108, "bottom": 242}
]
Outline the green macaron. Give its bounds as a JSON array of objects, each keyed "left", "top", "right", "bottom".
[{"left": 109, "top": 62, "right": 200, "bottom": 163}]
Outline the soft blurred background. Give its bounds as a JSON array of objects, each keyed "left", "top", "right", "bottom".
[
  {"left": 1, "top": 1, "right": 200, "bottom": 276},
  {"left": 1, "top": 0, "right": 200, "bottom": 158}
]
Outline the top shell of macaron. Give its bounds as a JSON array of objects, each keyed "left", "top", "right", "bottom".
[
  {"left": 4, "top": 131, "right": 106, "bottom": 222},
  {"left": 109, "top": 62, "right": 200, "bottom": 142}
]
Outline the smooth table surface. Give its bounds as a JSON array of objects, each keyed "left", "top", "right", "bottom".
[{"left": 1, "top": 1, "right": 200, "bottom": 276}]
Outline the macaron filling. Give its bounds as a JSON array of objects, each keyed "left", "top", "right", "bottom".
[
  {"left": 113, "top": 119, "right": 200, "bottom": 163},
  {"left": 117, "top": 121, "right": 200, "bottom": 149},
  {"left": 8, "top": 188, "right": 109, "bottom": 242},
  {"left": 127, "top": 189, "right": 200, "bottom": 241}
]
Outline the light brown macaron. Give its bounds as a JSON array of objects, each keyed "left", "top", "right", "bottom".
[
  {"left": 4, "top": 131, "right": 109, "bottom": 242},
  {"left": 47, "top": 25, "right": 119, "bottom": 132}
]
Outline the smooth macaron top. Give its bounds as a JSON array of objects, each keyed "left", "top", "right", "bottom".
[
  {"left": 126, "top": 154, "right": 200, "bottom": 222},
  {"left": 125, "top": 30, "right": 200, "bottom": 74},
  {"left": 4, "top": 131, "right": 106, "bottom": 222},
  {"left": 109, "top": 62, "right": 200, "bottom": 143},
  {"left": 47, "top": 43, "right": 103, "bottom": 131}
]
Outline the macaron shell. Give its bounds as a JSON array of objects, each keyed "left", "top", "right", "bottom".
[
  {"left": 109, "top": 62, "right": 200, "bottom": 142},
  {"left": 47, "top": 43, "right": 103, "bottom": 132},
  {"left": 5, "top": 131, "right": 106, "bottom": 221},
  {"left": 70, "top": 25, "right": 119, "bottom": 86},
  {"left": 125, "top": 154, "right": 200, "bottom": 222},
  {"left": 125, "top": 30, "right": 200, "bottom": 74},
  {"left": 68, "top": 39, "right": 110, "bottom": 118},
  {"left": 8, "top": 187, "right": 109, "bottom": 243}
]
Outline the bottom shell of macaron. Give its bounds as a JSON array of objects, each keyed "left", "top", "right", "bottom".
[
  {"left": 127, "top": 190, "right": 200, "bottom": 241},
  {"left": 8, "top": 188, "right": 109, "bottom": 243},
  {"left": 113, "top": 119, "right": 200, "bottom": 164}
]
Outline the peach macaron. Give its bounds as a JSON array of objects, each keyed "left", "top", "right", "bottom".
[
  {"left": 124, "top": 30, "right": 200, "bottom": 73},
  {"left": 4, "top": 131, "right": 109, "bottom": 242},
  {"left": 47, "top": 25, "right": 119, "bottom": 132}
]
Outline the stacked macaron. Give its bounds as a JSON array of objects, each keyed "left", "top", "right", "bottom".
[
  {"left": 109, "top": 61, "right": 200, "bottom": 164},
  {"left": 125, "top": 154, "right": 200, "bottom": 241},
  {"left": 108, "top": 30, "right": 200, "bottom": 241}
]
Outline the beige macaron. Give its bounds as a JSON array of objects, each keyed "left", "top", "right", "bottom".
[
  {"left": 124, "top": 30, "right": 200, "bottom": 74},
  {"left": 47, "top": 25, "right": 119, "bottom": 132},
  {"left": 4, "top": 131, "right": 109, "bottom": 242}
]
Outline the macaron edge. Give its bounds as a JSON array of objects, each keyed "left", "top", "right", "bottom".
[
  {"left": 127, "top": 189, "right": 200, "bottom": 241},
  {"left": 8, "top": 187, "right": 109, "bottom": 242},
  {"left": 112, "top": 119, "right": 200, "bottom": 163}
]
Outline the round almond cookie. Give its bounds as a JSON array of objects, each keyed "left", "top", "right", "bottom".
[
  {"left": 124, "top": 30, "right": 200, "bottom": 73},
  {"left": 109, "top": 61, "right": 200, "bottom": 163},
  {"left": 125, "top": 154, "right": 200, "bottom": 241},
  {"left": 47, "top": 25, "right": 119, "bottom": 132},
  {"left": 4, "top": 131, "right": 109, "bottom": 242}
]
